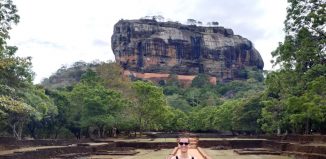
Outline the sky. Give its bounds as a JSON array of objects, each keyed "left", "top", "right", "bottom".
[{"left": 8, "top": 0, "right": 288, "bottom": 83}]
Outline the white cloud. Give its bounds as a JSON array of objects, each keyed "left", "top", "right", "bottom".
[{"left": 8, "top": 0, "right": 288, "bottom": 83}]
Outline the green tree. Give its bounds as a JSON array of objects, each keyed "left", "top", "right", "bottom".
[
  {"left": 285, "top": 76, "right": 326, "bottom": 133},
  {"left": 45, "top": 89, "right": 72, "bottom": 138},
  {"left": 261, "top": 0, "right": 326, "bottom": 134},
  {"left": 259, "top": 98, "right": 286, "bottom": 134},
  {"left": 0, "top": 0, "right": 40, "bottom": 139},
  {"left": 0, "top": 0, "right": 20, "bottom": 50},
  {"left": 188, "top": 107, "right": 206, "bottom": 131},
  {"left": 115, "top": 104, "right": 138, "bottom": 136},
  {"left": 164, "top": 108, "right": 189, "bottom": 131},
  {"left": 132, "top": 81, "right": 169, "bottom": 136},
  {"left": 1, "top": 0, "right": 33, "bottom": 87},
  {"left": 285, "top": 0, "right": 325, "bottom": 39},
  {"left": 198, "top": 88, "right": 221, "bottom": 106},
  {"left": 233, "top": 95, "right": 263, "bottom": 133},
  {"left": 166, "top": 94, "right": 192, "bottom": 112},
  {"left": 305, "top": 76, "right": 326, "bottom": 132},
  {"left": 189, "top": 106, "right": 217, "bottom": 131},
  {"left": 212, "top": 100, "right": 241, "bottom": 133},
  {"left": 20, "top": 85, "right": 58, "bottom": 138},
  {"left": 0, "top": 96, "right": 39, "bottom": 139},
  {"left": 184, "top": 87, "right": 201, "bottom": 107},
  {"left": 68, "top": 69, "right": 126, "bottom": 138},
  {"left": 166, "top": 73, "right": 180, "bottom": 87},
  {"left": 260, "top": 71, "right": 289, "bottom": 134},
  {"left": 272, "top": 0, "right": 325, "bottom": 71},
  {"left": 191, "top": 74, "right": 210, "bottom": 88},
  {"left": 96, "top": 62, "right": 131, "bottom": 91}
]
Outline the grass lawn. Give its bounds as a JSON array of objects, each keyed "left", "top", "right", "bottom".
[{"left": 204, "top": 149, "right": 293, "bottom": 159}]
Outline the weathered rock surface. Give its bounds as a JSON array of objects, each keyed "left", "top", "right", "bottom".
[{"left": 111, "top": 19, "right": 264, "bottom": 82}]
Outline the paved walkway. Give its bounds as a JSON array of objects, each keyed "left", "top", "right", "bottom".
[
  {"left": 173, "top": 148, "right": 207, "bottom": 159},
  {"left": 169, "top": 138, "right": 211, "bottom": 159}
]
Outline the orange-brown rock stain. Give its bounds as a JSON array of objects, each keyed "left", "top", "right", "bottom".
[{"left": 123, "top": 70, "right": 216, "bottom": 87}]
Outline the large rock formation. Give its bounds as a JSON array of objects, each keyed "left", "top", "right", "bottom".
[{"left": 111, "top": 19, "right": 264, "bottom": 83}]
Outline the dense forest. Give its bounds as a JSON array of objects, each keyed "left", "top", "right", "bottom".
[{"left": 0, "top": 0, "right": 325, "bottom": 140}]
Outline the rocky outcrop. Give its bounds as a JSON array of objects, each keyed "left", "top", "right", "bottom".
[{"left": 111, "top": 19, "right": 264, "bottom": 82}]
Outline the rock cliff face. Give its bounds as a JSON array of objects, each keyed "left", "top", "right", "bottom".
[{"left": 111, "top": 19, "right": 264, "bottom": 83}]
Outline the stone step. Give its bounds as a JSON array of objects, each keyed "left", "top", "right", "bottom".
[
  {"left": 283, "top": 151, "right": 326, "bottom": 159},
  {"left": 95, "top": 150, "right": 139, "bottom": 155},
  {"left": 234, "top": 149, "right": 281, "bottom": 155}
]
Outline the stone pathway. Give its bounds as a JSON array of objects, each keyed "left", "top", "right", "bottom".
[
  {"left": 173, "top": 148, "right": 207, "bottom": 159},
  {"left": 0, "top": 142, "right": 108, "bottom": 156},
  {"left": 168, "top": 138, "right": 210, "bottom": 159},
  {"left": 0, "top": 146, "right": 66, "bottom": 155}
]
